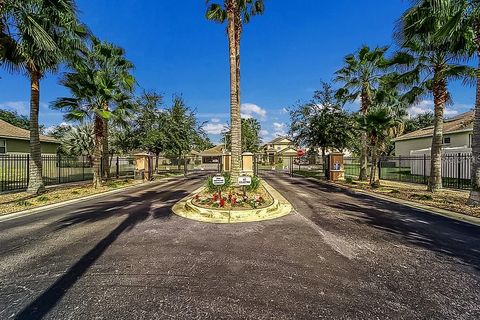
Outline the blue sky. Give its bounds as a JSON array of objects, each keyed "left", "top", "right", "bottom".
[{"left": 0, "top": 0, "right": 476, "bottom": 143}]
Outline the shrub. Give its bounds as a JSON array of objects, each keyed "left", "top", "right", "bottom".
[
  {"left": 345, "top": 176, "right": 354, "bottom": 184},
  {"left": 246, "top": 176, "right": 261, "bottom": 192},
  {"left": 37, "top": 195, "right": 49, "bottom": 202},
  {"left": 206, "top": 173, "right": 232, "bottom": 193},
  {"left": 16, "top": 199, "right": 32, "bottom": 207}
]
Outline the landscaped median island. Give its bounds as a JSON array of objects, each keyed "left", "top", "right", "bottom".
[{"left": 173, "top": 173, "right": 292, "bottom": 223}]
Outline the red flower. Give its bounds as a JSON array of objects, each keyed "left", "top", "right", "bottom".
[
  {"left": 213, "top": 193, "right": 218, "bottom": 202},
  {"left": 231, "top": 197, "right": 237, "bottom": 206},
  {"left": 220, "top": 198, "right": 225, "bottom": 207}
]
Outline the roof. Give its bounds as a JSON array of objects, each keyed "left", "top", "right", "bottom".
[
  {"left": 263, "top": 136, "right": 292, "bottom": 146},
  {"left": 200, "top": 144, "right": 226, "bottom": 156},
  {"left": 394, "top": 111, "right": 474, "bottom": 142},
  {"left": 278, "top": 147, "right": 298, "bottom": 156},
  {"left": 0, "top": 119, "right": 59, "bottom": 143}
]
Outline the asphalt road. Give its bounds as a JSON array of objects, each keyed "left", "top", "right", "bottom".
[{"left": 0, "top": 171, "right": 479, "bottom": 319}]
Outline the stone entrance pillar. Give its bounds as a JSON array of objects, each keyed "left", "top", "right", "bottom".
[
  {"left": 134, "top": 152, "right": 153, "bottom": 181},
  {"left": 222, "top": 153, "right": 231, "bottom": 172},
  {"left": 242, "top": 152, "right": 254, "bottom": 176},
  {"left": 328, "top": 153, "right": 345, "bottom": 181}
]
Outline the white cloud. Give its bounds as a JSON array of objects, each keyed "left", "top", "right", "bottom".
[
  {"left": 280, "top": 107, "right": 288, "bottom": 114},
  {"left": 408, "top": 100, "right": 459, "bottom": 118},
  {"left": 0, "top": 101, "right": 30, "bottom": 115},
  {"left": 241, "top": 103, "right": 267, "bottom": 120},
  {"left": 203, "top": 122, "right": 228, "bottom": 135},
  {"left": 260, "top": 129, "right": 269, "bottom": 137},
  {"left": 273, "top": 122, "right": 287, "bottom": 137},
  {"left": 44, "top": 122, "right": 71, "bottom": 135},
  {"left": 211, "top": 118, "right": 221, "bottom": 123},
  {"left": 0, "top": 100, "right": 50, "bottom": 116}
]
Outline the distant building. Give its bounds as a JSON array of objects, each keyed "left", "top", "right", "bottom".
[
  {"left": 0, "top": 119, "right": 59, "bottom": 154},
  {"left": 393, "top": 111, "right": 473, "bottom": 157},
  {"left": 261, "top": 136, "right": 297, "bottom": 164}
]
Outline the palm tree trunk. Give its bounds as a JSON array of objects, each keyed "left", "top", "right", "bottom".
[
  {"left": 227, "top": 0, "right": 241, "bottom": 183},
  {"left": 93, "top": 115, "right": 104, "bottom": 188},
  {"left": 27, "top": 71, "right": 45, "bottom": 194},
  {"left": 359, "top": 86, "right": 370, "bottom": 181},
  {"left": 102, "top": 118, "right": 110, "bottom": 179},
  {"left": 428, "top": 68, "right": 447, "bottom": 192},
  {"left": 370, "top": 143, "right": 379, "bottom": 187},
  {"left": 469, "top": 26, "right": 480, "bottom": 205}
]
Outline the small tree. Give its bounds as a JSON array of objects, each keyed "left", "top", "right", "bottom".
[{"left": 357, "top": 107, "right": 402, "bottom": 187}]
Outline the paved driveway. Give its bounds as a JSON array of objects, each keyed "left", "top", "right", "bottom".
[{"left": 0, "top": 172, "right": 479, "bottom": 319}]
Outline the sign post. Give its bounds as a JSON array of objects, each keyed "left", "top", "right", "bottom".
[
  {"left": 238, "top": 175, "right": 252, "bottom": 197},
  {"left": 212, "top": 175, "right": 226, "bottom": 199}
]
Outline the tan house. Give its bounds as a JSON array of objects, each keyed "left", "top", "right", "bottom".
[
  {"left": 393, "top": 111, "right": 474, "bottom": 157},
  {"left": 262, "top": 136, "right": 297, "bottom": 164},
  {"left": 0, "top": 119, "right": 59, "bottom": 154}
]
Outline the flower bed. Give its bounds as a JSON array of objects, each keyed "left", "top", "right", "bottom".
[{"left": 192, "top": 185, "right": 274, "bottom": 210}]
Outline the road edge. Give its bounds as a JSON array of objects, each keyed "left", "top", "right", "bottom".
[
  {"left": 292, "top": 174, "right": 480, "bottom": 227},
  {"left": 0, "top": 177, "right": 179, "bottom": 223}
]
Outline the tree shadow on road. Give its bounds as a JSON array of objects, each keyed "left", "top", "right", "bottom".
[
  {"left": 14, "top": 187, "right": 190, "bottom": 320},
  {"left": 265, "top": 173, "right": 480, "bottom": 271}
]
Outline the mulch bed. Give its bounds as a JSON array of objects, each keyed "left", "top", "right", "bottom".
[
  {"left": 192, "top": 185, "right": 274, "bottom": 210},
  {"left": 0, "top": 179, "right": 141, "bottom": 216},
  {"left": 337, "top": 179, "right": 480, "bottom": 218}
]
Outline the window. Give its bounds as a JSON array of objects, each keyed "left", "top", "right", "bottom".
[
  {"left": 469, "top": 134, "right": 473, "bottom": 148},
  {"left": 443, "top": 137, "right": 451, "bottom": 144},
  {"left": 0, "top": 139, "right": 5, "bottom": 154}
]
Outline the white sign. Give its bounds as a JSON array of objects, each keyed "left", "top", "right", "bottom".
[
  {"left": 238, "top": 176, "right": 252, "bottom": 186},
  {"left": 212, "top": 176, "right": 225, "bottom": 186}
]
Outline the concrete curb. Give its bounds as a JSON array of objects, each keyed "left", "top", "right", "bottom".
[
  {"left": 299, "top": 176, "right": 480, "bottom": 227},
  {"left": 172, "top": 180, "right": 293, "bottom": 224},
  {"left": 0, "top": 177, "right": 180, "bottom": 223}
]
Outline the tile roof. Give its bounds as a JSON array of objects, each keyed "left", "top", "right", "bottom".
[
  {"left": 0, "top": 119, "right": 59, "bottom": 143},
  {"left": 394, "top": 111, "right": 474, "bottom": 142},
  {"left": 200, "top": 144, "right": 226, "bottom": 156}
]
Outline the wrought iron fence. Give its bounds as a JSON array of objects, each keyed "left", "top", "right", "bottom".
[
  {"left": 0, "top": 154, "right": 134, "bottom": 193},
  {"left": 344, "top": 153, "right": 472, "bottom": 190},
  {"left": 254, "top": 155, "right": 326, "bottom": 178}
]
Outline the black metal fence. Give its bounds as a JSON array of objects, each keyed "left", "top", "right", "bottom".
[
  {"left": 0, "top": 154, "right": 135, "bottom": 192},
  {"left": 344, "top": 153, "right": 472, "bottom": 190}
]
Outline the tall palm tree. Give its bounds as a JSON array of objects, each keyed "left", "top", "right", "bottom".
[
  {"left": 395, "top": 0, "right": 475, "bottom": 192},
  {"left": 206, "top": 0, "right": 265, "bottom": 182},
  {"left": 335, "top": 46, "right": 390, "bottom": 181},
  {"left": 427, "top": 0, "right": 480, "bottom": 203},
  {"left": 53, "top": 39, "right": 135, "bottom": 188},
  {"left": 1, "top": 0, "right": 85, "bottom": 194}
]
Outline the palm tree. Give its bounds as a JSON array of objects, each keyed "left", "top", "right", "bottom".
[
  {"left": 395, "top": 0, "right": 475, "bottom": 192},
  {"left": 357, "top": 107, "right": 401, "bottom": 187},
  {"left": 1, "top": 0, "right": 85, "bottom": 194},
  {"left": 53, "top": 39, "right": 135, "bottom": 188},
  {"left": 427, "top": 0, "right": 480, "bottom": 203},
  {"left": 335, "top": 46, "right": 390, "bottom": 181},
  {"left": 206, "top": 0, "right": 265, "bottom": 182},
  {"left": 59, "top": 123, "right": 94, "bottom": 157}
]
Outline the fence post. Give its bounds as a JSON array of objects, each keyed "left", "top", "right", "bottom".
[
  {"left": 57, "top": 155, "right": 61, "bottom": 184},
  {"left": 377, "top": 157, "right": 381, "bottom": 180},
  {"left": 116, "top": 156, "right": 119, "bottom": 179},
  {"left": 184, "top": 156, "right": 187, "bottom": 177},
  {"left": 27, "top": 154, "right": 30, "bottom": 186},
  {"left": 423, "top": 154, "right": 427, "bottom": 184},
  {"left": 398, "top": 155, "right": 401, "bottom": 182},
  {"left": 457, "top": 153, "right": 461, "bottom": 189}
]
